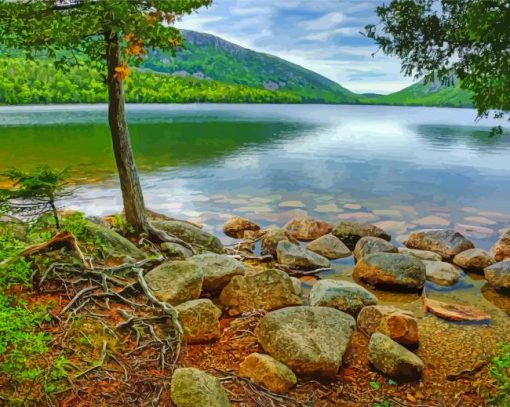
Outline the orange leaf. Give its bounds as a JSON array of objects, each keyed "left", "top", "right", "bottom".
[
  {"left": 406, "top": 393, "right": 417, "bottom": 403},
  {"left": 114, "top": 61, "right": 130, "bottom": 81}
]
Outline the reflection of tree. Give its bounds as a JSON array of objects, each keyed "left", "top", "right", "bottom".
[{"left": 412, "top": 125, "right": 509, "bottom": 149}]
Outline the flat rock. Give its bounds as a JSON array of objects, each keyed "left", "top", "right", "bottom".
[
  {"left": 188, "top": 253, "right": 245, "bottom": 291},
  {"left": 332, "top": 221, "right": 390, "bottom": 250},
  {"left": 309, "top": 279, "right": 377, "bottom": 316},
  {"left": 219, "top": 269, "right": 302, "bottom": 315},
  {"left": 160, "top": 242, "right": 192, "bottom": 259},
  {"left": 279, "top": 200, "right": 305, "bottom": 208},
  {"left": 306, "top": 234, "right": 351, "bottom": 259},
  {"left": 255, "top": 306, "right": 356, "bottom": 377},
  {"left": 368, "top": 333, "right": 424, "bottom": 381},
  {"left": 284, "top": 217, "right": 332, "bottom": 241},
  {"left": 455, "top": 223, "right": 495, "bottom": 239},
  {"left": 170, "top": 368, "right": 230, "bottom": 407},
  {"left": 151, "top": 220, "right": 224, "bottom": 253},
  {"left": 492, "top": 230, "right": 510, "bottom": 262},
  {"left": 358, "top": 305, "right": 418, "bottom": 346},
  {"left": 398, "top": 247, "right": 442, "bottom": 261},
  {"left": 239, "top": 353, "right": 297, "bottom": 394},
  {"left": 353, "top": 253, "right": 426, "bottom": 290},
  {"left": 144, "top": 261, "right": 204, "bottom": 305},
  {"left": 412, "top": 215, "right": 450, "bottom": 227},
  {"left": 260, "top": 227, "right": 298, "bottom": 257},
  {"left": 423, "top": 260, "right": 463, "bottom": 286},
  {"left": 276, "top": 240, "right": 330, "bottom": 270},
  {"left": 404, "top": 229, "right": 474, "bottom": 261},
  {"left": 338, "top": 212, "right": 380, "bottom": 223},
  {"left": 484, "top": 260, "right": 510, "bottom": 289},
  {"left": 176, "top": 299, "right": 222, "bottom": 343},
  {"left": 453, "top": 248, "right": 495, "bottom": 271},
  {"left": 353, "top": 236, "right": 398, "bottom": 260},
  {"left": 223, "top": 216, "right": 260, "bottom": 239}
]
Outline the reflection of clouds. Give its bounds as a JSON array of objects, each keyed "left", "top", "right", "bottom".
[{"left": 223, "top": 154, "right": 260, "bottom": 170}]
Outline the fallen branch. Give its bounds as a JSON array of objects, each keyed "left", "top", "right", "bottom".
[{"left": 275, "top": 264, "right": 332, "bottom": 276}]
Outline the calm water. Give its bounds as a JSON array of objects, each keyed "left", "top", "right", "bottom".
[{"left": 1, "top": 104, "right": 510, "bottom": 248}]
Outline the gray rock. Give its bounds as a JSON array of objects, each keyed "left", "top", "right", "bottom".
[
  {"left": 276, "top": 241, "right": 330, "bottom": 270},
  {"left": 398, "top": 247, "right": 442, "bottom": 261},
  {"left": 309, "top": 279, "right": 378, "bottom": 316},
  {"left": 290, "top": 277, "right": 302, "bottom": 296},
  {"left": 404, "top": 229, "right": 474, "bottom": 261},
  {"left": 453, "top": 248, "right": 495, "bottom": 271},
  {"left": 161, "top": 242, "right": 192, "bottom": 259},
  {"left": 170, "top": 368, "right": 230, "bottom": 407},
  {"left": 306, "top": 234, "right": 351, "bottom": 259},
  {"left": 144, "top": 261, "right": 204, "bottom": 305},
  {"left": 151, "top": 220, "right": 224, "bottom": 253},
  {"left": 255, "top": 306, "right": 356, "bottom": 377},
  {"left": 353, "top": 236, "right": 398, "bottom": 260},
  {"left": 284, "top": 217, "right": 332, "bottom": 241},
  {"left": 260, "top": 227, "right": 298, "bottom": 257},
  {"left": 484, "top": 260, "right": 510, "bottom": 289},
  {"left": 368, "top": 333, "right": 424, "bottom": 381},
  {"left": 239, "top": 353, "right": 297, "bottom": 394},
  {"left": 176, "top": 299, "right": 222, "bottom": 343},
  {"left": 332, "top": 221, "right": 390, "bottom": 250},
  {"left": 188, "top": 253, "right": 245, "bottom": 291},
  {"left": 219, "top": 269, "right": 302, "bottom": 315},
  {"left": 423, "top": 260, "right": 463, "bottom": 286},
  {"left": 353, "top": 253, "right": 426, "bottom": 290}
]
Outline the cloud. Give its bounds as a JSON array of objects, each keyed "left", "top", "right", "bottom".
[{"left": 303, "top": 12, "right": 346, "bottom": 31}]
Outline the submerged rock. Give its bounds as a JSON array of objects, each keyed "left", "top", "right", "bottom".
[
  {"left": 484, "top": 260, "right": 510, "bottom": 289},
  {"left": 170, "top": 368, "right": 230, "bottom": 407},
  {"left": 404, "top": 229, "right": 474, "bottom": 261},
  {"left": 492, "top": 230, "right": 510, "bottom": 262},
  {"left": 398, "top": 247, "right": 442, "bottom": 261},
  {"left": 368, "top": 333, "right": 424, "bottom": 381},
  {"left": 284, "top": 217, "right": 332, "bottom": 241},
  {"left": 353, "top": 236, "right": 398, "bottom": 260},
  {"left": 223, "top": 216, "right": 260, "bottom": 239},
  {"left": 160, "top": 242, "right": 192, "bottom": 259},
  {"left": 219, "top": 269, "right": 302, "bottom": 315},
  {"left": 423, "top": 260, "right": 463, "bottom": 286},
  {"left": 453, "top": 248, "right": 495, "bottom": 271},
  {"left": 255, "top": 306, "right": 356, "bottom": 377},
  {"left": 260, "top": 227, "right": 298, "bottom": 257},
  {"left": 276, "top": 241, "right": 330, "bottom": 270},
  {"left": 151, "top": 220, "right": 224, "bottom": 253},
  {"left": 332, "top": 221, "right": 390, "bottom": 250},
  {"left": 239, "top": 353, "right": 297, "bottom": 394},
  {"left": 309, "top": 279, "right": 377, "bottom": 316},
  {"left": 176, "top": 299, "right": 222, "bottom": 343},
  {"left": 353, "top": 253, "right": 426, "bottom": 290},
  {"left": 144, "top": 261, "right": 204, "bottom": 305},
  {"left": 188, "top": 253, "right": 245, "bottom": 291},
  {"left": 306, "top": 234, "right": 351, "bottom": 259}
]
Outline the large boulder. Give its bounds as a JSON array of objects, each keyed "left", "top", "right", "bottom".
[
  {"left": 176, "top": 299, "right": 222, "bottom": 343},
  {"left": 306, "top": 234, "right": 351, "bottom": 259},
  {"left": 423, "top": 260, "right": 463, "bottom": 286},
  {"left": 239, "top": 353, "right": 297, "bottom": 394},
  {"left": 484, "top": 260, "right": 510, "bottom": 289},
  {"left": 368, "top": 333, "right": 424, "bottom": 381},
  {"left": 219, "top": 269, "right": 302, "bottom": 315},
  {"left": 284, "top": 217, "right": 332, "bottom": 241},
  {"left": 276, "top": 241, "right": 330, "bottom": 270},
  {"left": 332, "top": 221, "right": 390, "bottom": 250},
  {"left": 353, "top": 236, "right": 398, "bottom": 260},
  {"left": 144, "top": 261, "right": 204, "bottom": 305},
  {"left": 170, "top": 368, "right": 230, "bottom": 407},
  {"left": 309, "top": 280, "right": 377, "bottom": 316},
  {"left": 398, "top": 247, "right": 442, "bottom": 261},
  {"left": 223, "top": 216, "right": 260, "bottom": 239},
  {"left": 358, "top": 305, "right": 418, "bottom": 346},
  {"left": 188, "top": 253, "right": 245, "bottom": 291},
  {"left": 260, "top": 227, "right": 298, "bottom": 257},
  {"left": 353, "top": 253, "right": 426, "bottom": 290},
  {"left": 160, "top": 242, "right": 192, "bottom": 260},
  {"left": 404, "top": 229, "right": 474, "bottom": 261},
  {"left": 255, "top": 306, "right": 356, "bottom": 377},
  {"left": 491, "top": 230, "right": 510, "bottom": 262},
  {"left": 453, "top": 248, "right": 495, "bottom": 271},
  {"left": 151, "top": 220, "right": 224, "bottom": 253}
]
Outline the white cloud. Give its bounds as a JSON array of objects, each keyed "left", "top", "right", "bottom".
[{"left": 303, "top": 12, "right": 346, "bottom": 31}]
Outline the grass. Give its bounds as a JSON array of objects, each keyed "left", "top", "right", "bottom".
[{"left": 488, "top": 343, "right": 510, "bottom": 406}]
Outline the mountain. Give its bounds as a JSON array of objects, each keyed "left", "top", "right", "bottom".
[{"left": 140, "top": 30, "right": 360, "bottom": 104}]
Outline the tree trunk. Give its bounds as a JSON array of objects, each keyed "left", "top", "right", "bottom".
[{"left": 105, "top": 32, "right": 148, "bottom": 234}]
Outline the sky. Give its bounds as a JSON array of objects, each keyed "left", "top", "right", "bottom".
[{"left": 176, "top": 0, "right": 415, "bottom": 95}]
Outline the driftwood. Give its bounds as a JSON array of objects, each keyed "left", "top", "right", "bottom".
[
  {"left": 422, "top": 289, "right": 491, "bottom": 321},
  {"left": 20, "top": 231, "right": 92, "bottom": 269}
]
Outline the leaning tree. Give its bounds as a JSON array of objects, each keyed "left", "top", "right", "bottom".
[
  {"left": 0, "top": 0, "right": 212, "bottom": 233},
  {"left": 365, "top": 0, "right": 510, "bottom": 134}
]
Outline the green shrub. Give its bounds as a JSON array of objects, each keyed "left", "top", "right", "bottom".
[{"left": 489, "top": 343, "right": 510, "bottom": 406}]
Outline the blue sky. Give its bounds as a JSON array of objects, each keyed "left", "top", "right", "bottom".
[{"left": 177, "top": 0, "right": 415, "bottom": 94}]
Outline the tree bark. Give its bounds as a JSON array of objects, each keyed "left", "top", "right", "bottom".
[{"left": 105, "top": 31, "right": 148, "bottom": 234}]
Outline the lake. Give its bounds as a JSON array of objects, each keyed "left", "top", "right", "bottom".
[{"left": 1, "top": 103, "right": 509, "bottom": 249}]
